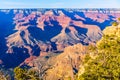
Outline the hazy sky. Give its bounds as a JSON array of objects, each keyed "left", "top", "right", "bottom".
[{"left": 0, "top": 0, "right": 119, "bottom": 9}]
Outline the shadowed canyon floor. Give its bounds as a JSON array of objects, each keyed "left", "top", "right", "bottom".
[{"left": 0, "top": 8, "right": 120, "bottom": 68}]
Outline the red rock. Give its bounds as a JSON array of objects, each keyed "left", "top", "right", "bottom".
[
  {"left": 40, "top": 52, "right": 48, "bottom": 57},
  {"left": 1, "top": 9, "right": 119, "bottom": 67},
  {"left": 56, "top": 15, "right": 71, "bottom": 28},
  {"left": 24, "top": 56, "right": 37, "bottom": 64}
]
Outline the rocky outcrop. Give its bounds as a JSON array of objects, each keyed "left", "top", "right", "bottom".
[
  {"left": 0, "top": 9, "right": 119, "bottom": 68},
  {"left": 5, "top": 9, "right": 104, "bottom": 54},
  {"left": 43, "top": 44, "right": 87, "bottom": 80}
]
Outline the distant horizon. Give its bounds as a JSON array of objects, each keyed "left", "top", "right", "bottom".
[
  {"left": 0, "top": 0, "right": 119, "bottom": 9},
  {"left": 0, "top": 8, "right": 120, "bottom": 10}
]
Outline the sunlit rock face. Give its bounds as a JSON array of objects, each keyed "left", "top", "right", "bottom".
[{"left": 0, "top": 8, "right": 119, "bottom": 68}]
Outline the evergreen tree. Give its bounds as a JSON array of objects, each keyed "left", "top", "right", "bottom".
[
  {"left": 14, "top": 67, "right": 40, "bottom": 80},
  {"left": 77, "top": 22, "right": 120, "bottom": 80}
]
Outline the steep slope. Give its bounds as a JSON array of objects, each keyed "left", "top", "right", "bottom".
[
  {"left": 51, "top": 27, "right": 81, "bottom": 51},
  {"left": 41, "top": 22, "right": 120, "bottom": 80},
  {"left": 13, "top": 21, "right": 120, "bottom": 80},
  {"left": 6, "top": 26, "right": 53, "bottom": 56},
  {"left": 43, "top": 44, "right": 87, "bottom": 80},
  {"left": 0, "top": 9, "right": 120, "bottom": 68},
  {"left": 6, "top": 9, "right": 103, "bottom": 54},
  {"left": 30, "top": 44, "right": 87, "bottom": 80},
  {"left": 77, "top": 22, "right": 120, "bottom": 80}
]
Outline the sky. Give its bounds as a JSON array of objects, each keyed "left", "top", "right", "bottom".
[{"left": 0, "top": 0, "right": 119, "bottom": 9}]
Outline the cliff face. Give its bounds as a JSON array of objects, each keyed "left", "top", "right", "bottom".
[
  {"left": 76, "top": 22, "right": 120, "bottom": 80},
  {"left": 30, "top": 44, "right": 87, "bottom": 80},
  {"left": 0, "top": 9, "right": 119, "bottom": 68},
  {"left": 39, "top": 22, "right": 120, "bottom": 80},
  {"left": 44, "top": 44, "right": 87, "bottom": 80}
]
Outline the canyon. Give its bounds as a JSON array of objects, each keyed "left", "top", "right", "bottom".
[{"left": 0, "top": 8, "right": 120, "bottom": 68}]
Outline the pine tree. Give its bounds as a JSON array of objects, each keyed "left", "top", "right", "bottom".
[{"left": 77, "top": 21, "right": 120, "bottom": 80}]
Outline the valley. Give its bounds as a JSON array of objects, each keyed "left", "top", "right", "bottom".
[{"left": 0, "top": 8, "right": 120, "bottom": 80}]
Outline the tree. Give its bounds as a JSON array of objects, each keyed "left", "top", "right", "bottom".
[
  {"left": 112, "top": 21, "right": 118, "bottom": 26},
  {"left": 118, "top": 18, "right": 120, "bottom": 22},
  {"left": 14, "top": 67, "right": 28, "bottom": 80},
  {"left": 14, "top": 67, "right": 40, "bottom": 80},
  {"left": 28, "top": 69, "right": 40, "bottom": 80},
  {"left": 77, "top": 23, "right": 120, "bottom": 80}
]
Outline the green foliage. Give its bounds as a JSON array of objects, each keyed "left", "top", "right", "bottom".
[
  {"left": 14, "top": 67, "right": 40, "bottom": 80},
  {"left": 83, "top": 54, "right": 91, "bottom": 63},
  {"left": 67, "top": 76, "right": 72, "bottom": 80},
  {"left": 118, "top": 18, "right": 120, "bottom": 22},
  {"left": 77, "top": 25, "right": 120, "bottom": 80},
  {"left": 28, "top": 69, "right": 40, "bottom": 80},
  {"left": 14, "top": 67, "right": 28, "bottom": 80},
  {"left": 88, "top": 44, "right": 96, "bottom": 51},
  {"left": 112, "top": 22, "right": 119, "bottom": 26}
]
